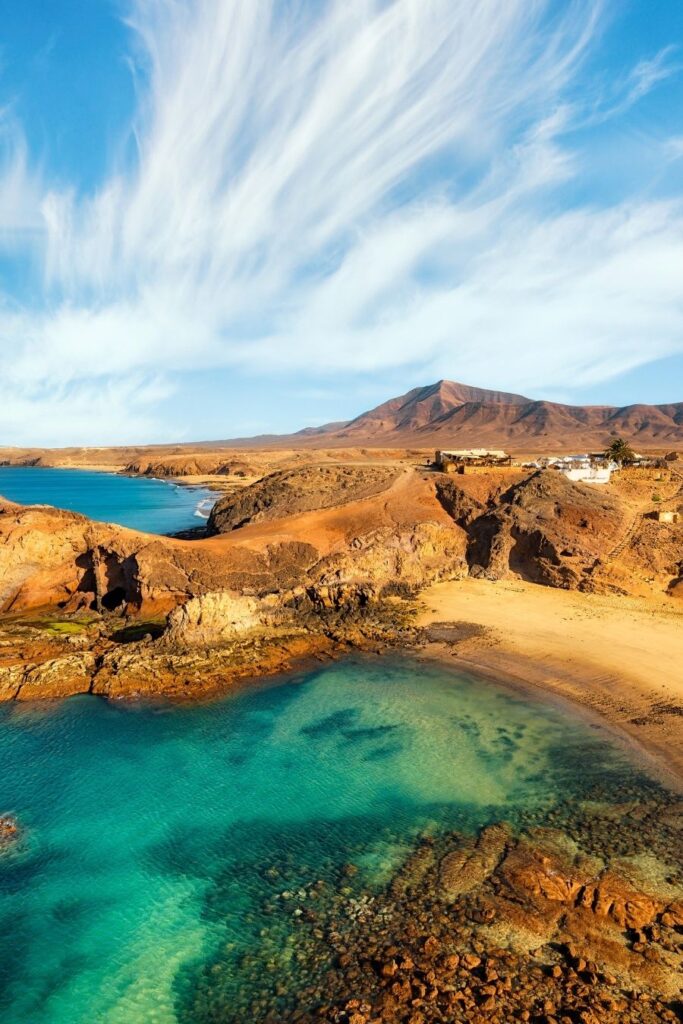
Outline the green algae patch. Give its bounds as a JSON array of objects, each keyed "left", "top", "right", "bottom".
[
  {"left": 110, "top": 619, "right": 166, "bottom": 644},
  {"left": 41, "top": 619, "right": 91, "bottom": 636}
]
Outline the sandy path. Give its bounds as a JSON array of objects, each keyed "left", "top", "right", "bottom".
[{"left": 416, "top": 578, "right": 683, "bottom": 789}]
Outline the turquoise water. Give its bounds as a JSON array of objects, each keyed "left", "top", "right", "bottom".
[
  {"left": 0, "top": 657, "right": 660, "bottom": 1023},
  {"left": 0, "top": 467, "right": 216, "bottom": 535}
]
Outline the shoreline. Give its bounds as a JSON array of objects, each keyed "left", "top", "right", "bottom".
[
  {"left": 414, "top": 578, "right": 683, "bottom": 794},
  {"left": 5, "top": 607, "right": 681, "bottom": 796},
  {"left": 169, "top": 635, "right": 683, "bottom": 795},
  {"left": 237, "top": 638, "right": 683, "bottom": 794},
  {"left": 415, "top": 642, "right": 683, "bottom": 795}
]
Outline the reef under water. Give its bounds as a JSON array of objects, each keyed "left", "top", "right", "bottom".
[{"left": 0, "top": 657, "right": 680, "bottom": 1023}]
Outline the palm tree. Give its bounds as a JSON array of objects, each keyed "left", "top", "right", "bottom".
[{"left": 604, "top": 437, "right": 635, "bottom": 466}]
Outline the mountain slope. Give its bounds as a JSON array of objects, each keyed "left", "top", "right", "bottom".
[{"left": 288, "top": 380, "right": 683, "bottom": 450}]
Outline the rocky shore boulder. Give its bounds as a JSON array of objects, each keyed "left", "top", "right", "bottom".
[
  {"left": 160, "top": 591, "right": 268, "bottom": 647},
  {"left": 439, "top": 823, "right": 511, "bottom": 897}
]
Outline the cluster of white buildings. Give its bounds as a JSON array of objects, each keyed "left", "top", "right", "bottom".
[
  {"left": 528, "top": 454, "right": 618, "bottom": 484},
  {"left": 435, "top": 448, "right": 663, "bottom": 486}
]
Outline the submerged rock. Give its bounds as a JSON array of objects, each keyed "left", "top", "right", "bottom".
[
  {"left": 440, "top": 823, "right": 511, "bottom": 897},
  {"left": 0, "top": 814, "right": 20, "bottom": 850},
  {"left": 185, "top": 801, "right": 683, "bottom": 1023}
]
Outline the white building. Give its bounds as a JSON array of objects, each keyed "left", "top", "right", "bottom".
[
  {"left": 561, "top": 464, "right": 613, "bottom": 484},
  {"left": 550, "top": 454, "right": 617, "bottom": 484}
]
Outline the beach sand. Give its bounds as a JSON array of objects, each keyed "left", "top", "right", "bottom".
[{"left": 416, "top": 578, "right": 683, "bottom": 789}]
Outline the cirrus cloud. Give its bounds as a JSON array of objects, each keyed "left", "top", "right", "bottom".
[{"left": 0, "top": 0, "right": 682, "bottom": 443}]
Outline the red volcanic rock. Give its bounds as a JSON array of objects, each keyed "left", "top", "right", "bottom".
[{"left": 498, "top": 837, "right": 666, "bottom": 932}]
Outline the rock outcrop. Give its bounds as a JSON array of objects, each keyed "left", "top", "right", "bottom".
[
  {"left": 436, "top": 471, "right": 629, "bottom": 589},
  {"left": 310, "top": 521, "right": 467, "bottom": 603},
  {"left": 208, "top": 465, "right": 399, "bottom": 534},
  {"left": 160, "top": 591, "right": 267, "bottom": 647},
  {"left": 189, "top": 789, "right": 683, "bottom": 1023},
  {"left": 440, "top": 824, "right": 511, "bottom": 897},
  {"left": 0, "top": 497, "right": 324, "bottom": 615},
  {"left": 123, "top": 455, "right": 257, "bottom": 478}
]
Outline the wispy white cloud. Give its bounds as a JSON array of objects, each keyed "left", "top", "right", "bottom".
[
  {"left": 0, "top": 122, "right": 43, "bottom": 247},
  {"left": 0, "top": 368, "right": 170, "bottom": 447},
  {"left": 664, "top": 136, "right": 683, "bottom": 160},
  {"left": 0, "top": 0, "right": 682, "bottom": 443},
  {"left": 623, "top": 46, "right": 681, "bottom": 106}
]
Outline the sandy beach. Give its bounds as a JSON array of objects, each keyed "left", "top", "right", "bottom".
[{"left": 416, "top": 578, "right": 683, "bottom": 790}]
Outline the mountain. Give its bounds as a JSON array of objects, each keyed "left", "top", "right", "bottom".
[{"left": 279, "top": 379, "right": 683, "bottom": 451}]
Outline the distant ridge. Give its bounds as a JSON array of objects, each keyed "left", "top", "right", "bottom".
[{"left": 225, "top": 379, "right": 683, "bottom": 451}]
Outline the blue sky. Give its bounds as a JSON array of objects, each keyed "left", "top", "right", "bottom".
[{"left": 1, "top": 0, "right": 683, "bottom": 445}]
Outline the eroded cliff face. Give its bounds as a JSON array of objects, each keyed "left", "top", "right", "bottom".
[
  {"left": 435, "top": 471, "right": 653, "bottom": 591},
  {"left": 3, "top": 462, "right": 682, "bottom": 621},
  {"left": 0, "top": 468, "right": 463, "bottom": 618},
  {"left": 0, "top": 501, "right": 105, "bottom": 612},
  {"left": 123, "top": 455, "right": 257, "bottom": 478},
  {"left": 308, "top": 521, "right": 467, "bottom": 605},
  {"left": 0, "top": 468, "right": 465, "bottom": 700},
  {"left": 3, "top": 464, "right": 681, "bottom": 623},
  {"left": 0, "top": 498, "right": 322, "bottom": 615}
]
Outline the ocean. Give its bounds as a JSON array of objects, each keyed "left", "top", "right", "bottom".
[{"left": 0, "top": 467, "right": 216, "bottom": 535}]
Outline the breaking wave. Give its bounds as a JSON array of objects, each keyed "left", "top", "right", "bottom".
[{"left": 194, "top": 497, "right": 215, "bottom": 519}]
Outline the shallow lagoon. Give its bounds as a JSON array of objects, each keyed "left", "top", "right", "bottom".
[
  {"left": 0, "top": 466, "right": 215, "bottom": 534},
  {"left": 0, "top": 657, "right": 666, "bottom": 1023}
]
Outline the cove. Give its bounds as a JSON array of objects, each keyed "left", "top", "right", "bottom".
[
  {"left": 0, "top": 656, "right": 673, "bottom": 1024},
  {"left": 0, "top": 466, "right": 216, "bottom": 535}
]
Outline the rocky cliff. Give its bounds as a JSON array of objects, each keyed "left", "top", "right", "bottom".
[
  {"left": 1, "top": 461, "right": 680, "bottom": 701},
  {"left": 208, "top": 465, "right": 399, "bottom": 533},
  {"left": 435, "top": 471, "right": 629, "bottom": 590}
]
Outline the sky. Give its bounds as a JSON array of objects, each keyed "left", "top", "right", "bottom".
[{"left": 1, "top": 0, "right": 683, "bottom": 446}]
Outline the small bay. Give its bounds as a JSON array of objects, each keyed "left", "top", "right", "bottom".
[
  {"left": 0, "top": 467, "right": 216, "bottom": 535},
  {"left": 0, "top": 656, "right": 671, "bottom": 1024}
]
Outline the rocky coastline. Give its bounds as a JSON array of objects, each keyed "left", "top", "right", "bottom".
[
  {"left": 182, "top": 780, "right": 683, "bottom": 1024},
  {"left": 1, "top": 455, "right": 682, "bottom": 1021}
]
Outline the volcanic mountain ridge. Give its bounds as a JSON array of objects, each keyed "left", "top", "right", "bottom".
[{"left": 260, "top": 379, "right": 683, "bottom": 450}]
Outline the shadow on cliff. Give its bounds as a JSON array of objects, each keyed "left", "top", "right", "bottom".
[{"left": 74, "top": 548, "right": 142, "bottom": 613}]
